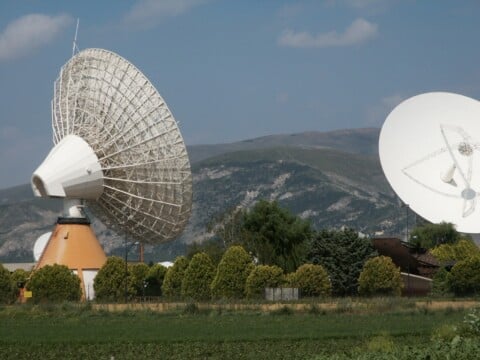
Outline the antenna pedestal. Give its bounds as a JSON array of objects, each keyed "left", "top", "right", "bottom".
[{"left": 35, "top": 218, "right": 106, "bottom": 301}]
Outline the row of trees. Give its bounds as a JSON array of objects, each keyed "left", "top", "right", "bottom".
[
  {"left": 430, "top": 238, "right": 480, "bottom": 296},
  {"left": 1, "top": 200, "right": 479, "bottom": 303},
  {"left": 406, "top": 221, "right": 480, "bottom": 296},
  {"left": 206, "top": 203, "right": 480, "bottom": 297},
  {"left": 195, "top": 200, "right": 380, "bottom": 296},
  {"left": 0, "top": 250, "right": 403, "bottom": 304},
  {"left": 94, "top": 245, "right": 402, "bottom": 301}
]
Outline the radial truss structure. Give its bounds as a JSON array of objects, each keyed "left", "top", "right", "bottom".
[{"left": 51, "top": 48, "right": 192, "bottom": 243}]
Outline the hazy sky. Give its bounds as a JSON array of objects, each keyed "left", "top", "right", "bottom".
[{"left": 1, "top": 0, "right": 479, "bottom": 189}]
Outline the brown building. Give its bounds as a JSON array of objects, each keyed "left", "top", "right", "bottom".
[{"left": 372, "top": 237, "right": 440, "bottom": 296}]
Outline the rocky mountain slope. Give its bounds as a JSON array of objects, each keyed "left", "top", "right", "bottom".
[{"left": 0, "top": 128, "right": 404, "bottom": 262}]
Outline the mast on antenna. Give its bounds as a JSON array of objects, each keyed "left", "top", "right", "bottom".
[{"left": 72, "top": 18, "right": 80, "bottom": 57}]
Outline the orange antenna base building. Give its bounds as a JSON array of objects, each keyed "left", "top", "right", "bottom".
[{"left": 35, "top": 217, "right": 106, "bottom": 300}]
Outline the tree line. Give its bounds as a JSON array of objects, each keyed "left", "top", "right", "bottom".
[{"left": 0, "top": 200, "right": 479, "bottom": 303}]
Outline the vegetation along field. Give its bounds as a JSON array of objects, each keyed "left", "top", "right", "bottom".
[
  {"left": 3, "top": 192, "right": 480, "bottom": 359},
  {"left": 1, "top": 301, "right": 480, "bottom": 359}
]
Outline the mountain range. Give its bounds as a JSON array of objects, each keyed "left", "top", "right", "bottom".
[{"left": 0, "top": 128, "right": 407, "bottom": 263}]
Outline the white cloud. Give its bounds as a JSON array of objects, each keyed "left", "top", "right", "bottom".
[
  {"left": 278, "top": 18, "right": 378, "bottom": 48},
  {"left": 0, "top": 14, "right": 72, "bottom": 61},
  {"left": 125, "top": 0, "right": 209, "bottom": 27}
]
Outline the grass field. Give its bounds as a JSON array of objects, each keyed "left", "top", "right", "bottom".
[{"left": 0, "top": 301, "right": 478, "bottom": 359}]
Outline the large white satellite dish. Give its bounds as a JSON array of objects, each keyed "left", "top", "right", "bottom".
[
  {"left": 379, "top": 92, "right": 480, "bottom": 233},
  {"left": 33, "top": 48, "right": 192, "bottom": 242},
  {"left": 30, "top": 48, "right": 192, "bottom": 298},
  {"left": 33, "top": 232, "right": 52, "bottom": 262}
]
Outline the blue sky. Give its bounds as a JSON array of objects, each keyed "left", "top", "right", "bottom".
[{"left": 0, "top": 0, "right": 479, "bottom": 189}]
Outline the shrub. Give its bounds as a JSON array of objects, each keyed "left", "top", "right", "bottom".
[
  {"left": 181, "top": 252, "right": 215, "bottom": 301},
  {"left": 129, "top": 263, "right": 149, "bottom": 297},
  {"left": 289, "top": 263, "right": 331, "bottom": 297},
  {"left": 0, "top": 264, "right": 15, "bottom": 304},
  {"left": 94, "top": 256, "right": 135, "bottom": 302},
  {"left": 27, "top": 264, "right": 81, "bottom": 303},
  {"left": 211, "top": 246, "right": 254, "bottom": 299},
  {"left": 431, "top": 239, "right": 480, "bottom": 263},
  {"left": 431, "top": 267, "right": 451, "bottom": 296},
  {"left": 145, "top": 263, "right": 167, "bottom": 296},
  {"left": 162, "top": 256, "right": 189, "bottom": 299},
  {"left": 464, "top": 308, "right": 480, "bottom": 335},
  {"left": 366, "top": 332, "right": 395, "bottom": 353},
  {"left": 449, "top": 256, "right": 480, "bottom": 296},
  {"left": 307, "top": 228, "right": 377, "bottom": 296},
  {"left": 242, "top": 200, "right": 313, "bottom": 272},
  {"left": 358, "top": 256, "right": 403, "bottom": 296},
  {"left": 410, "top": 222, "right": 460, "bottom": 249},
  {"left": 187, "top": 239, "right": 226, "bottom": 266},
  {"left": 11, "top": 268, "right": 30, "bottom": 299},
  {"left": 11, "top": 268, "right": 29, "bottom": 288},
  {"left": 245, "top": 265, "right": 284, "bottom": 299},
  {"left": 284, "top": 272, "right": 296, "bottom": 286}
]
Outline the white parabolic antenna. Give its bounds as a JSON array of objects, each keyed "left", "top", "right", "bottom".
[
  {"left": 379, "top": 92, "right": 480, "bottom": 233},
  {"left": 32, "top": 48, "right": 192, "bottom": 243},
  {"left": 33, "top": 232, "right": 52, "bottom": 262},
  {"left": 30, "top": 48, "right": 192, "bottom": 299}
]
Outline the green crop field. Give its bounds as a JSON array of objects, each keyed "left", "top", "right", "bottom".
[{"left": 0, "top": 302, "right": 478, "bottom": 359}]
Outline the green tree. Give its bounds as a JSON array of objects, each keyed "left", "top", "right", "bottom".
[
  {"left": 245, "top": 265, "right": 284, "bottom": 299},
  {"left": 431, "top": 267, "right": 452, "bottom": 296},
  {"left": 94, "top": 256, "right": 135, "bottom": 302},
  {"left": 308, "top": 228, "right": 377, "bottom": 296},
  {"left": 11, "top": 268, "right": 30, "bottom": 298},
  {"left": 0, "top": 264, "right": 15, "bottom": 304},
  {"left": 11, "top": 268, "right": 29, "bottom": 288},
  {"left": 181, "top": 252, "right": 215, "bottom": 301},
  {"left": 208, "top": 207, "right": 248, "bottom": 248},
  {"left": 448, "top": 256, "right": 480, "bottom": 296},
  {"left": 129, "top": 263, "right": 149, "bottom": 297},
  {"left": 211, "top": 246, "right": 254, "bottom": 299},
  {"left": 145, "top": 263, "right": 167, "bottom": 296},
  {"left": 410, "top": 222, "right": 461, "bottom": 249},
  {"left": 242, "top": 200, "right": 313, "bottom": 272},
  {"left": 358, "top": 256, "right": 403, "bottom": 296},
  {"left": 162, "top": 256, "right": 189, "bottom": 299},
  {"left": 27, "top": 264, "right": 81, "bottom": 303},
  {"left": 288, "top": 264, "right": 331, "bottom": 297},
  {"left": 431, "top": 239, "right": 480, "bottom": 263},
  {"left": 187, "top": 238, "right": 226, "bottom": 266}
]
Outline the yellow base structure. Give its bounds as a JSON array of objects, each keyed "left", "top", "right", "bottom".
[{"left": 35, "top": 218, "right": 107, "bottom": 300}]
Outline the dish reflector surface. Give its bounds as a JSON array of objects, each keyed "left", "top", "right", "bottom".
[
  {"left": 379, "top": 92, "right": 480, "bottom": 233},
  {"left": 51, "top": 48, "right": 192, "bottom": 243}
]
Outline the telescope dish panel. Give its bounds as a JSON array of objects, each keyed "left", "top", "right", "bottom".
[
  {"left": 33, "top": 232, "right": 52, "bottom": 262},
  {"left": 48, "top": 48, "right": 192, "bottom": 243},
  {"left": 379, "top": 92, "right": 480, "bottom": 233}
]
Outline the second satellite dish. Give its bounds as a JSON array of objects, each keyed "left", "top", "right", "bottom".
[
  {"left": 33, "top": 232, "right": 52, "bottom": 262},
  {"left": 379, "top": 92, "right": 480, "bottom": 233}
]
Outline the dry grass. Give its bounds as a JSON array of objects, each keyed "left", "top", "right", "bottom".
[{"left": 91, "top": 298, "right": 480, "bottom": 314}]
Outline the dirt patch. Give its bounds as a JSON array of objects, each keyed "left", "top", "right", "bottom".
[{"left": 415, "top": 300, "right": 479, "bottom": 310}]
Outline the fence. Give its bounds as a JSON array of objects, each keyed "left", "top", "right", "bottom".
[{"left": 265, "top": 287, "right": 299, "bottom": 301}]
